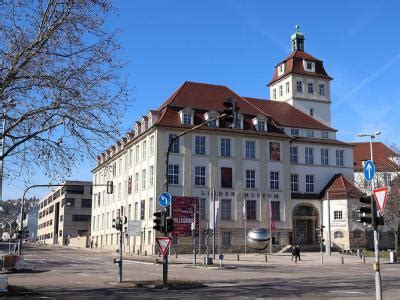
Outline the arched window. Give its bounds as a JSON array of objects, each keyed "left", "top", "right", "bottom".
[{"left": 334, "top": 231, "right": 344, "bottom": 239}]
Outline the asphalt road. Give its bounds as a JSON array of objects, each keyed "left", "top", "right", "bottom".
[{"left": 1, "top": 243, "right": 400, "bottom": 299}]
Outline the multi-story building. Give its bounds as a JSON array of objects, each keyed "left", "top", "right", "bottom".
[
  {"left": 91, "top": 27, "right": 358, "bottom": 254},
  {"left": 37, "top": 181, "right": 92, "bottom": 245}
]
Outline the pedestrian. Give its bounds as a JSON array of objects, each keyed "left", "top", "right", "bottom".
[
  {"left": 90, "top": 237, "right": 94, "bottom": 250},
  {"left": 95, "top": 240, "right": 98, "bottom": 249},
  {"left": 295, "top": 245, "right": 301, "bottom": 261},
  {"left": 291, "top": 245, "right": 296, "bottom": 261}
]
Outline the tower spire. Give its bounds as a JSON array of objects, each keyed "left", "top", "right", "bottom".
[{"left": 291, "top": 25, "right": 304, "bottom": 52}]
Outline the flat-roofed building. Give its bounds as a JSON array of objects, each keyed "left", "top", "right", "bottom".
[{"left": 37, "top": 181, "right": 92, "bottom": 245}]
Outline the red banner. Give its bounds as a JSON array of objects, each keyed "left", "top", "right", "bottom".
[{"left": 171, "top": 196, "right": 199, "bottom": 237}]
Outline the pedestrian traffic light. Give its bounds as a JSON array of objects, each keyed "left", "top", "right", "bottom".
[
  {"left": 223, "top": 98, "right": 239, "bottom": 127},
  {"left": 112, "top": 217, "right": 123, "bottom": 231},
  {"left": 357, "top": 195, "right": 373, "bottom": 225},
  {"left": 153, "top": 211, "right": 166, "bottom": 233},
  {"left": 166, "top": 217, "right": 174, "bottom": 233},
  {"left": 107, "top": 181, "right": 114, "bottom": 194}
]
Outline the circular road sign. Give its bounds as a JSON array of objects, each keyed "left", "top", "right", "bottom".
[{"left": 159, "top": 192, "right": 172, "bottom": 208}]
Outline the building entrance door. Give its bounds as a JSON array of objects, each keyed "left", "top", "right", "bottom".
[{"left": 293, "top": 204, "right": 318, "bottom": 245}]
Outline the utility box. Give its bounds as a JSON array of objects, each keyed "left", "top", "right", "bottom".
[
  {"left": 389, "top": 250, "right": 397, "bottom": 263},
  {"left": 203, "top": 257, "right": 213, "bottom": 265}
]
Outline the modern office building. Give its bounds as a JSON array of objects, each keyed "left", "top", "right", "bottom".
[
  {"left": 37, "top": 181, "right": 92, "bottom": 245},
  {"left": 91, "top": 27, "right": 365, "bottom": 254}
]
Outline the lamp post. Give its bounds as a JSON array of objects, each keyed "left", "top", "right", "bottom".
[{"left": 357, "top": 131, "right": 382, "bottom": 300}]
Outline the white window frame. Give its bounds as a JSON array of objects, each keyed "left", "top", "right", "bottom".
[
  {"left": 270, "top": 171, "right": 280, "bottom": 190},
  {"left": 334, "top": 210, "right": 343, "bottom": 220},
  {"left": 195, "top": 166, "right": 206, "bottom": 186},
  {"left": 336, "top": 149, "right": 344, "bottom": 167},
  {"left": 306, "top": 174, "right": 315, "bottom": 193},
  {"left": 291, "top": 174, "right": 299, "bottom": 192},
  {"left": 307, "top": 82, "right": 314, "bottom": 94},
  {"left": 195, "top": 136, "right": 206, "bottom": 155},
  {"left": 290, "top": 146, "right": 298, "bottom": 163},
  {"left": 296, "top": 80, "right": 302, "bottom": 92},
  {"left": 221, "top": 138, "right": 231, "bottom": 157},
  {"left": 321, "top": 148, "right": 329, "bottom": 166},
  {"left": 245, "top": 140, "right": 256, "bottom": 159},
  {"left": 168, "top": 164, "right": 179, "bottom": 185},
  {"left": 305, "top": 147, "right": 314, "bottom": 164},
  {"left": 245, "top": 169, "right": 256, "bottom": 189}
]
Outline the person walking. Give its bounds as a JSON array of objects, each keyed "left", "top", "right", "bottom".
[
  {"left": 90, "top": 237, "right": 94, "bottom": 250},
  {"left": 291, "top": 245, "right": 296, "bottom": 261},
  {"left": 295, "top": 245, "right": 301, "bottom": 261}
]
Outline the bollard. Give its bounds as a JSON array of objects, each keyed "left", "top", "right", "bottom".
[
  {"left": 295, "top": 257, "right": 297, "bottom": 264},
  {"left": 341, "top": 256, "right": 344, "bottom": 264},
  {"left": 265, "top": 254, "right": 268, "bottom": 262},
  {"left": 175, "top": 251, "right": 178, "bottom": 258},
  {"left": 362, "top": 255, "right": 366, "bottom": 264},
  {"left": 144, "top": 250, "right": 147, "bottom": 256},
  {"left": 237, "top": 253, "right": 240, "bottom": 261}
]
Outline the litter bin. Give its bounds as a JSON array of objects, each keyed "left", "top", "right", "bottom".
[
  {"left": 389, "top": 250, "right": 397, "bottom": 263},
  {"left": 203, "top": 257, "right": 213, "bottom": 265}
]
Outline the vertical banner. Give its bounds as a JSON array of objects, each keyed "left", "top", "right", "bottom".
[{"left": 171, "top": 196, "right": 199, "bottom": 237}]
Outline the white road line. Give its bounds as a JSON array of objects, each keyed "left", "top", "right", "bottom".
[
  {"left": 99, "top": 276, "right": 112, "bottom": 279},
  {"left": 77, "top": 273, "right": 89, "bottom": 277},
  {"left": 328, "top": 291, "right": 366, "bottom": 294},
  {"left": 123, "top": 260, "right": 155, "bottom": 265}
]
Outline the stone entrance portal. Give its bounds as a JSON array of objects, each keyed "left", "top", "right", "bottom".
[{"left": 293, "top": 204, "right": 319, "bottom": 245}]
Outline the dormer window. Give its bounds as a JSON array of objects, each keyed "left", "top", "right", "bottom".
[
  {"left": 234, "top": 114, "right": 243, "bottom": 130},
  {"left": 204, "top": 110, "right": 219, "bottom": 127},
  {"left": 304, "top": 60, "right": 315, "bottom": 72},
  {"left": 179, "top": 107, "right": 194, "bottom": 125},
  {"left": 135, "top": 122, "right": 141, "bottom": 136},
  {"left": 290, "top": 128, "right": 299, "bottom": 136},
  {"left": 252, "top": 115, "right": 267, "bottom": 132},
  {"left": 141, "top": 116, "right": 148, "bottom": 132},
  {"left": 278, "top": 64, "right": 285, "bottom": 76}
]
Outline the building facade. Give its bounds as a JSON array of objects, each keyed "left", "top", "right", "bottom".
[
  {"left": 91, "top": 28, "right": 360, "bottom": 254},
  {"left": 37, "top": 181, "right": 92, "bottom": 245}
]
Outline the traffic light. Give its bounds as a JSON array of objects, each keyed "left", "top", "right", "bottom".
[
  {"left": 123, "top": 216, "right": 128, "bottom": 224},
  {"left": 223, "top": 98, "right": 239, "bottom": 127},
  {"left": 112, "top": 217, "right": 123, "bottom": 231},
  {"left": 372, "top": 200, "right": 384, "bottom": 227},
  {"left": 166, "top": 217, "right": 174, "bottom": 233},
  {"left": 357, "top": 195, "right": 373, "bottom": 225},
  {"left": 153, "top": 211, "right": 166, "bottom": 233},
  {"left": 25, "top": 230, "right": 29, "bottom": 239},
  {"left": 107, "top": 181, "right": 114, "bottom": 194}
]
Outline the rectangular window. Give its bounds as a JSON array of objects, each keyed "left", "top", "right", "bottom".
[
  {"left": 200, "top": 198, "right": 206, "bottom": 220},
  {"left": 272, "top": 232, "right": 281, "bottom": 245},
  {"left": 246, "top": 200, "right": 257, "bottom": 220},
  {"left": 234, "top": 118, "right": 242, "bottom": 129},
  {"left": 195, "top": 136, "right": 206, "bottom": 155},
  {"left": 222, "top": 232, "right": 232, "bottom": 247},
  {"left": 296, "top": 81, "right": 302, "bottom": 92},
  {"left": 383, "top": 173, "right": 392, "bottom": 186},
  {"left": 208, "top": 119, "right": 217, "bottom": 127},
  {"left": 334, "top": 210, "right": 343, "bottom": 220},
  {"left": 305, "top": 147, "right": 314, "bottom": 164},
  {"left": 270, "top": 171, "right": 279, "bottom": 190},
  {"left": 72, "top": 215, "right": 91, "bottom": 222},
  {"left": 183, "top": 113, "right": 192, "bottom": 125},
  {"left": 129, "top": 149, "right": 133, "bottom": 167},
  {"left": 271, "top": 201, "right": 280, "bottom": 221},
  {"left": 306, "top": 174, "right": 315, "bottom": 193},
  {"left": 149, "top": 166, "right": 154, "bottom": 186},
  {"left": 221, "top": 138, "right": 231, "bottom": 157},
  {"left": 291, "top": 174, "right": 299, "bottom": 192},
  {"left": 321, "top": 131, "right": 329, "bottom": 138},
  {"left": 195, "top": 166, "right": 206, "bottom": 186},
  {"left": 306, "top": 129, "right": 314, "bottom": 137},
  {"left": 221, "top": 167, "right": 232, "bottom": 188},
  {"left": 150, "top": 135, "right": 155, "bottom": 155},
  {"left": 135, "top": 145, "right": 140, "bottom": 163},
  {"left": 273, "top": 89, "right": 276, "bottom": 99},
  {"left": 134, "top": 173, "right": 139, "bottom": 192},
  {"left": 306, "top": 61, "right": 312, "bottom": 70},
  {"left": 286, "top": 82, "right": 290, "bottom": 93},
  {"left": 168, "top": 165, "right": 179, "bottom": 185},
  {"left": 279, "top": 85, "right": 283, "bottom": 96},
  {"left": 221, "top": 199, "right": 231, "bottom": 220},
  {"left": 270, "top": 142, "right": 280, "bottom": 160},
  {"left": 321, "top": 149, "right": 329, "bottom": 166},
  {"left": 245, "top": 169, "right": 256, "bottom": 189},
  {"left": 290, "top": 128, "right": 299, "bottom": 136},
  {"left": 290, "top": 146, "right": 298, "bottom": 163},
  {"left": 257, "top": 120, "right": 266, "bottom": 131},
  {"left": 81, "top": 199, "right": 92, "bottom": 208},
  {"left": 319, "top": 84, "right": 325, "bottom": 96},
  {"left": 169, "top": 134, "right": 179, "bottom": 153},
  {"left": 142, "top": 140, "right": 147, "bottom": 160},
  {"left": 307, "top": 82, "right": 314, "bottom": 94},
  {"left": 140, "top": 200, "right": 145, "bottom": 220},
  {"left": 245, "top": 140, "right": 256, "bottom": 159},
  {"left": 142, "top": 169, "right": 146, "bottom": 189},
  {"left": 336, "top": 150, "right": 344, "bottom": 166}
]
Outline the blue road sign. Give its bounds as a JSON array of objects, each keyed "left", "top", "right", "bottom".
[
  {"left": 364, "top": 160, "right": 376, "bottom": 181},
  {"left": 159, "top": 192, "right": 172, "bottom": 208}
]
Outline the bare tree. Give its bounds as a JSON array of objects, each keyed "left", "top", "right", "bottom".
[{"left": 0, "top": 0, "right": 127, "bottom": 182}]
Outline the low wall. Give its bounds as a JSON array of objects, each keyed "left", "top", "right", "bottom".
[{"left": 68, "top": 236, "right": 88, "bottom": 248}]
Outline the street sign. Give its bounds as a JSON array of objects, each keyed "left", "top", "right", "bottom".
[
  {"left": 156, "top": 237, "right": 172, "bottom": 256},
  {"left": 373, "top": 187, "right": 388, "bottom": 214},
  {"left": 159, "top": 192, "right": 172, "bottom": 208},
  {"left": 219, "top": 254, "right": 224, "bottom": 260},
  {"left": 127, "top": 220, "right": 141, "bottom": 236},
  {"left": 364, "top": 160, "right": 376, "bottom": 182}
]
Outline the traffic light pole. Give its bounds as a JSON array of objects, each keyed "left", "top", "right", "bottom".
[
  {"left": 163, "top": 209, "right": 168, "bottom": 289},
  {"left": 118, "top": 206, "right": 123, "bottom": 283}
]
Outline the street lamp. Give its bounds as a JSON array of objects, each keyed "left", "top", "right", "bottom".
[{"left": 357, "top": 131, "right": 382, "bottom": 300}]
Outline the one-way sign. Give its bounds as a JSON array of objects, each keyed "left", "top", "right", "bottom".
[{"left": 364, "top": 160, "right": 376, "bottom": 182}]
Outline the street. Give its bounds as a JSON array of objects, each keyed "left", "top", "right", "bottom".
[{"left": 0, "top": 243, "right": 400, "bottom": 298}]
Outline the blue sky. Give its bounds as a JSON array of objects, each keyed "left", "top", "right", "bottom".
[{"left": 5, "top": 0, "right": 400, "bottom": 200}]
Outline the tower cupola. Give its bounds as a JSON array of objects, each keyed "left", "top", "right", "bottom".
[{"left": 291, "top": 25, "right": 304, "bottom": 51}]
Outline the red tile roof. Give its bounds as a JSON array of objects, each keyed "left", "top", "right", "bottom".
[
  {"left": 155, "top": 81, "right": 335, "bottom": 132},
  {"left": 268, "top": 50, "right": 332, "bottom": 86},
  {"left": 352, "top": 142, "right": 399, "bottom": 172},
  {"left": 321, "top": 174, "right": 364, "bottom": 200}
]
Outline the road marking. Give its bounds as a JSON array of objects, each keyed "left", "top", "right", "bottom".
[
  {"left": 77, "top": 273, "right": 89, "bottom": 277},
  {"left": 328, "top": 291, "right": 366, "bottom": 294},
  {"left": 123, "top": 260, "right": 155, "bottom": 265},
  {"left": 99, "top": 276, "right": 112, "bottom": 279}
]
